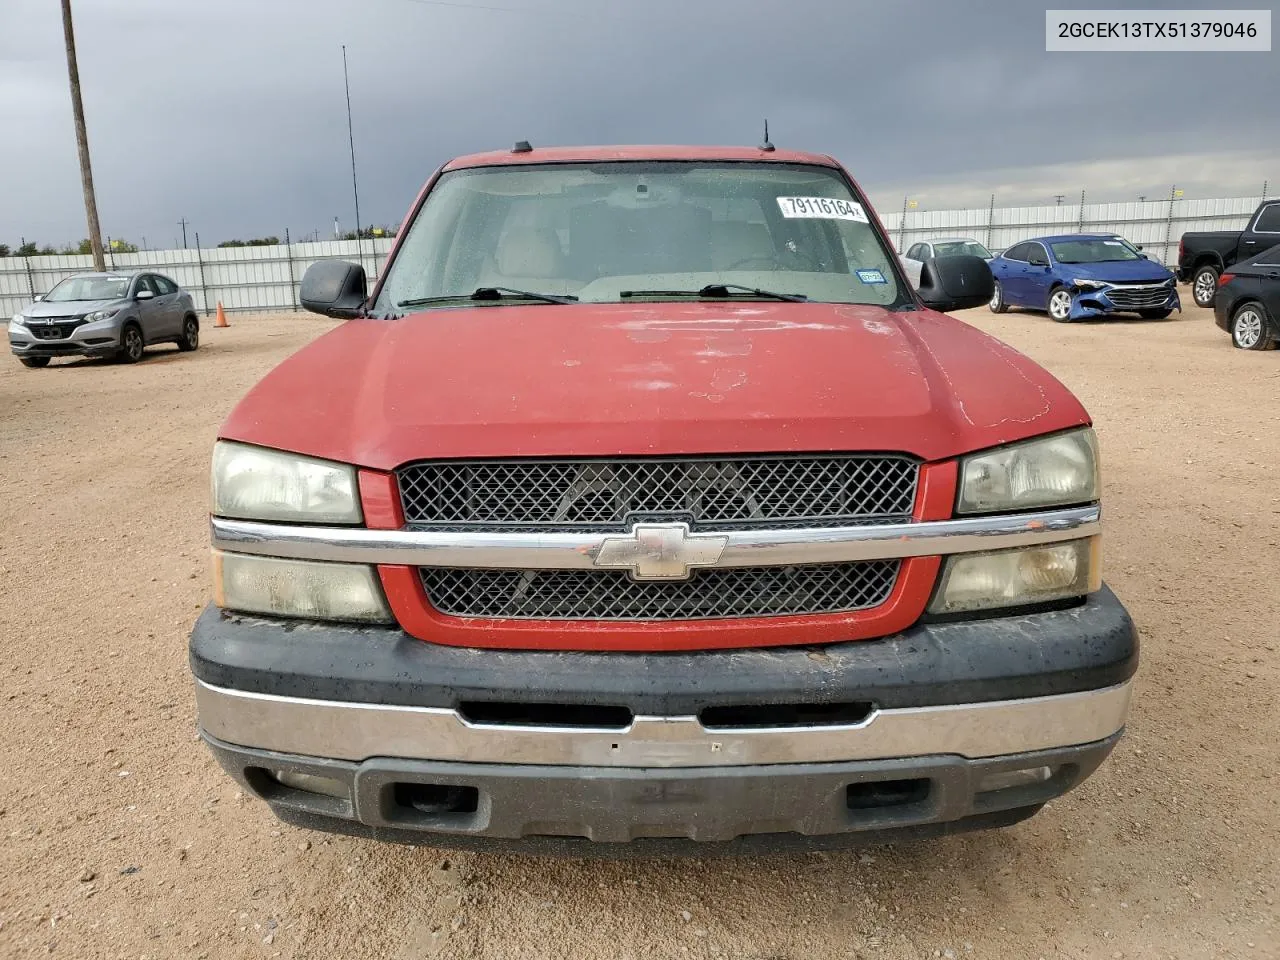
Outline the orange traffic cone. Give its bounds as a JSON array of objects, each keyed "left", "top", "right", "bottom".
[{"left": 214, "top": 302, "right": 228, "bottom": 328}]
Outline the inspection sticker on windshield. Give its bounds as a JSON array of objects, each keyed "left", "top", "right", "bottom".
[
  {"left": 856, "top": 269, "right": 887, "bottom": 284},
  {"left": 776, "top": 197, "right": 869, "bottom": 222}
]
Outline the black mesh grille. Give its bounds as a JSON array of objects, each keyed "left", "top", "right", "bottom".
[
  {"left": 419, "top": 562, "right": 900, "bottom": 621},
  {"left": 397, "top": 455, "right": 918, "bottom": 530},
  {"left": 28, "top": 318, "right": 87, "bottom": 340}
]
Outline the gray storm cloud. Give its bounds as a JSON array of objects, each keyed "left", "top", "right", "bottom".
[{"left": 0, "top": 0, "right": 1275, "bottom": 247}]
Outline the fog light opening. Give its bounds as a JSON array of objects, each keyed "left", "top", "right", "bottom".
[
  {"left": 271, "top": 769, "right": 349, "bottom": 800},
  {"left": 975, "top": 765, "right": 1054, "bottom": 795}
]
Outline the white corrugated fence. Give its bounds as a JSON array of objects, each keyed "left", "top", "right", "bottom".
[
  {"left": 1, "top": 238, "right": 394, "bottom": 318},
  {"left": 2, "top": 193, "right": 1270, "bottom": 316}
]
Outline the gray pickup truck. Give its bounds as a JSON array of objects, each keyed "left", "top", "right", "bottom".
[{"left": 1178, "top": 199, "right": 1280, "bottom": 307}]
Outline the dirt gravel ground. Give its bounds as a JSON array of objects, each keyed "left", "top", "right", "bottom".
[{"left": 1, "top": 299, "right": 1277, "bottom": 960}]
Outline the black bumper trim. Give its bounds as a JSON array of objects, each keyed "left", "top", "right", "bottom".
[
  {"left": 11, "top": 342, "right": 118, "bottom": 358},
  {"left": 189, "top": 586, "right": 1137, "bottom": 714}
]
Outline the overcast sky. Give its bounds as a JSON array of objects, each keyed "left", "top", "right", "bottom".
[{"left": 1, "top": 0, "right": 1276, "bottom": 248}]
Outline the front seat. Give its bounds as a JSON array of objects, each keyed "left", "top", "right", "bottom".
[{"left": 479, "top": 227, "right": 568, "bottom": 289}]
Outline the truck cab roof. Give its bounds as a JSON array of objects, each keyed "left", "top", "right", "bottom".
[{"left": 443, "top": 144, "right": 840, "bottom": 171}]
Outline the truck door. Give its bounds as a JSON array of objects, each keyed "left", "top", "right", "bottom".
[{"left": 1240, "top": 202, "right": 1280, "bottom": 262}]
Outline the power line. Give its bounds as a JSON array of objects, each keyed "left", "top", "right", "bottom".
[{"left": 342, "top": 46, "right": 363, "bottom": 266}]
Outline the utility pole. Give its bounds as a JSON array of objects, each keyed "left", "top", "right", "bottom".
[
  {"left": 177, "top": 217, "right": 189, "bottom": 249},
  {"left": 1054, "top": 195, "right": 1065, "bottom": 205},
  {"left": 60, "top": 0, "right": 105, "bottom": 271}
]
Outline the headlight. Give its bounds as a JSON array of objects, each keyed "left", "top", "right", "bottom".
[
  {"left": 211, "top": 441, "right": 362, "bottom": 524},
  {"left": 958, "top": 429, "right": 1099, "bottom": 514},
  {"left": 1071, "top": 278, "right": 1107, "bottom": 291},
  {"left": 928, "top": 539, "right": 1100, "bottom": 614},
  {"left": 86, "top": 308, "right": 119, "bottom": 322},
  {"left": 11, "top": 314, "right": 25, "bottom": 327},
  {"left": 213, "top": 550, "right": 392, "bottom": 622}
]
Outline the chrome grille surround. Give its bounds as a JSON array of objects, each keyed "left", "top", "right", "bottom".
[
  {"left": 419, "top": 561, "right": 901, "bottom": 620},
  {"left": 396, "top": 455, "right": 919, "bottom": 531},
  {"left": 210, "top": 504, "right": 1103, "bottom": 623}
]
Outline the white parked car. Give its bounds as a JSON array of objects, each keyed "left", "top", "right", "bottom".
[
  {"left": 898, "top": 254, "right": 923, "bottom": 289},
  {"left": 903, "top": 237, "right": 994, "bottom": 263}
]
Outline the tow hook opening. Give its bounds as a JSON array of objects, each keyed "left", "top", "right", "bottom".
[
  {"left": 393, "top": 782, "right": 480, "bottom": 816},
  {"left": 845, "top": 777, "right": 931, "bottom": 811}
]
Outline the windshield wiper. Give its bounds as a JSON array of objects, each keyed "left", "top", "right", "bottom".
[
  {"left": 398, "top": 286, "right": 578, "bottom": 308},
  {"left": 620, "top": 283, "right": 807, "bottom": 303}
]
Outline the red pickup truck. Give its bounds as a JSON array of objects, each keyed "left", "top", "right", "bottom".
[{"left": 190, "top": 144, "right": 1136, "bottom": 854}]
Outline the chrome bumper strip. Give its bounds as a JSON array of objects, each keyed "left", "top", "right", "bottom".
[
  {"left": 210, "top": 504, "right": 1099, "bottom": 570},
  {"left": 195, "top": 679, "right": 1132, "bottom": 768}
]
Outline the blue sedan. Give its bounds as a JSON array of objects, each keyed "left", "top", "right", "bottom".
[{"left": 988, "top": 234, "right": 1181, "bottom": 321}]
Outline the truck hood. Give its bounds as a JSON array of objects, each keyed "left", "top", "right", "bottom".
[
  {"left": 220, "top": 302, "right": 1090, "bottom": 468},
  {"left": 1064, "top": 259, "right": 1174, "bottom": 284}
]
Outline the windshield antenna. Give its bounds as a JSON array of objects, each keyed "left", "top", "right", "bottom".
[{"left": 760, "top": 119, "right": 775, "bottom": 152}]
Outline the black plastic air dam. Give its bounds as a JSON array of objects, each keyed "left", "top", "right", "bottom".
[
  {"left": 202, "top": 732, "right": 1120, "bottom": 857},
  {"left": 189, "top": 586, "right": 1137, "bottom": 715}
]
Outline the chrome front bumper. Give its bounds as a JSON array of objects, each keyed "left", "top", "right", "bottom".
[{"left": 195, "top": 678, "right": 1132, "bottom": 768}]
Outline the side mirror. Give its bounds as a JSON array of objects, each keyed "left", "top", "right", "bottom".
[
  {"left": 300, "top": 260, "right": 367, "bottom": 318},
  {"left": 32, "top": 294, "right": 43, "bottom": 302},
  {"left": 1135, "top": 244, "right": 1144, "bottom": 250},
  {"left": 1028, "top": 256, "right": 1049, "bottom": 267},
  {"left": 917, "top": 254, "right": 995, "bottom": 312},
  {"left": 135, "top": 289, "right": 155, "bottom": 300}
]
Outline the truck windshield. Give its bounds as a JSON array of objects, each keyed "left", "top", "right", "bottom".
[
  {"left": 374, "top": 162, "right": 905, "bottom": 312},
  {"left": 43, "top": 276, "right": 130, "bottom": 302},
  {"left": 1051, "top": 238, "right": 1142, "bottom": 264}
]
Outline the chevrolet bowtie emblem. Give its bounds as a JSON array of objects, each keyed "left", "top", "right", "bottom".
[{"left": 593, "top": 522, "right": 729, "bottom": 581}]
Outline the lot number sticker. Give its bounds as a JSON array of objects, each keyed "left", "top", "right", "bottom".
[
  {"left": 776, "top": 196, "right": 869, "bottom": 222},
  {"left": 856, "top": 269, "right": 887, "bottom": 284}
]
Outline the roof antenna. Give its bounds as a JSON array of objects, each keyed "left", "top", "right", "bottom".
[
  {"left": 760, "top": 119, "right": 775, "bottom": 152},
  {"left": 512, "top": 140, "right": 533, "bottom": 154}
]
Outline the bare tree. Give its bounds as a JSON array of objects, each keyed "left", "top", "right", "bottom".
[{"left": 61, "top": 0, "right": 105, "bottom": 271}]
